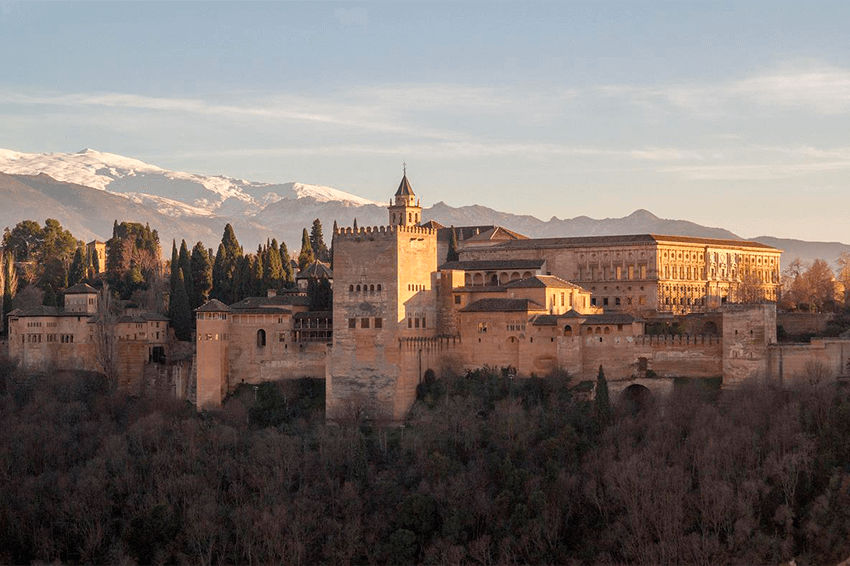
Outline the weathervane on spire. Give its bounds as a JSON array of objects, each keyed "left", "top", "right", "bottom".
[{"left": 403, "top": 161, "right": 406, "bottom": 176}]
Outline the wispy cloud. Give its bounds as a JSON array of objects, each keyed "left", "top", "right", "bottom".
[{"left": 603, "top": 61, "right": 850, "bottom": 116}]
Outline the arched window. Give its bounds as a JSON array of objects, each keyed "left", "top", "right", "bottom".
[
  {"left": 356, "top": 284, "right": 361, "bottom": 292},
  {"left": 377, "top": 284, "right": 382, "bottom": 291},
  {"left": 349, "top": 285, "right": 354, "bottom": 292},
  {"left": 564, "top": 325, "right": 573, "bottom": 336},
  {"left": 370, "top": 284, "right": 375, "bottom": 292},
  {"left": 257, "top": 329, "right": 267, "bottom": 347},
  {"left": 408, "top": 212, "right": 412, "bottom": 223}
]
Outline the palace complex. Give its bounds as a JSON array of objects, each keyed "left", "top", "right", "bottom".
[{"left": 8, "top": 173, "right": 848, "bottom": 422}]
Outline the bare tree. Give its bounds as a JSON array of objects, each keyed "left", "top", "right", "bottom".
[
  {"left": 93, "top": 283, "right": 120, "bottom": 385},
  {"left": 836, "top": 252, "right": 850, "bottom": 306},
  {"left": 736, "top": 270, "right": 766, "bottom": 304}
]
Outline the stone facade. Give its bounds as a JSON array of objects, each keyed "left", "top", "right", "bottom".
[{"left": 456, "top": 234, "right": 782, "bottom": 315}]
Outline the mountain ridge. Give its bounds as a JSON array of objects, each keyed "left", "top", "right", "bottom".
[{"left": 0, "top": 147, "right": 847, "bottom": 271}]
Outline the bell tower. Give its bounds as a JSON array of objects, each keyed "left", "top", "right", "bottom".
[{"left": 388, "top": 164, "right": 422, "bottom": 227}]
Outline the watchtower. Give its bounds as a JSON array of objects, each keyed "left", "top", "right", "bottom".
[{"left": 388, "top": 167, "right": 422, "bottom": 227}]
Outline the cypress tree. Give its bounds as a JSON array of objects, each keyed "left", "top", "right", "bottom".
[
  {"left": 298, "top": 228, "right": 315, "bottom": 271},
  {"left": 68, "top": 246, "right": 87, "bottom": 287},
  {"left": 250, "top": 254, "right": 264, "bottom": 297},
  {"left": 279, "top": 240, "right": 294, "bottom": 286},
  {"left": 595, "top": 365, "right": 612, "bottom": 426},
  {"left": 171, "top": 270, "right": 193, "bottom": 341},
  {"left": 43, "top": 284, "right": 58, "bottom": 307},
  {"left": 91, "top": 246, "right": 100, "bottom": 275},
  {"left": 234, "top": 254, "right": 253, "bottom": 302},
  {"left": 264, "top": 239, "right": 284, "bottom": 291},
  {"left": 169, "top": 240, "right": 179, "bottom": 293},
  {"left": 353, "top": 218, "right": 358, "bottom": 231},
  {"left": 3, "top": 252, "right": 18, "bottom": 322},
  {"left": 190, "top": 242, "right": 212, "bottom": 309},
  {"left": 447, "top": 226, "right": 460, "bottom": 262},
  {"left": 310, "top": 219, "right": 329, "bottom": 262},
  {"left": 211, "top": 225, "right": 242, "bottom": 304},
  {"left": 178, "top": 240, "right": 194, "bottom": 308}
]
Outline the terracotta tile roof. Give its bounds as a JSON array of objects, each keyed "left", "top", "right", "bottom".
[
  {"left": 436, "top": 225, "right": 529, "bottom": 243},
  {"left": 505, "top": 275, "right": 583, "bottom": 290},
  {"left": 395, "top": 174, "right": 415, "bottom": 197},
  {"left": 451, "top": 285, "right": 506, "bottom": 293},
  {"left": 195, "top": 299, "right": 232, "bottom": 312},
  {"left": 296, "top": 260, "right": 333, "bottom": 280},
  {"left": 11, "top": 305, "right": 92, "bottom": 318},
  {"left": 484, "top": 234, "right": 780, "bottom": 251},
  {"left": 460, "top": 298, "right": 547, "bottom": 313},
  {"left": 64, "top": 283, "right": 98, "bottom": 294}
]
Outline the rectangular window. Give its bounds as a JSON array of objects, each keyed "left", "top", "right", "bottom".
[
  {"left": 560, "top": 293, "right": 565, "bottom": 306},
  {"left": 628, "top": 266, "right": 634, "bottom": 279},
  {"left": 408, "top": 318, "right": 412, "bottom": 328},
  {"left": 615, "top": 297, "right": 621, "bottom": 306},
  {"left": 454, "top": 295, "right": 461, "bottom": 304},
  {"left": 414, "top": 318, "right": 420, "bottom": 328},
  {"left": 639, "top": 296, "right": 646, "bottom": 305},
  {"left": 478, "top": 322, "right": 487, "bottom": 333},
  {"left": 422, "top": 316, "right": 426, "bottom": 328},
  {"left": 603, "top": 298, "right": 609, "bottom": 306},
  {"left": 616, "top": 266, "right": 622, "bottom": 280},
  {"left": 591, "top": 298, "right": 597, "bottom": 306},
  {"left": 348, "top": 318, "right": 356, "bottom": 329},
  {"left": 640, "top": 265, "right": 647, "bottom": 279},
  {"left": 374, "top": 318, "right": 382, "bottom": 329},
  {"left": 361, "top": 318, "right": 370, "bottom": 329}
]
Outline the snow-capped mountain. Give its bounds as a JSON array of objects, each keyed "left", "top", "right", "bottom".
[
  {"left": 0, "top": 148, "right": 381, "bottom": 218},
  {"left": 1, "top": 146, "right": 848, "bottom": 270}
]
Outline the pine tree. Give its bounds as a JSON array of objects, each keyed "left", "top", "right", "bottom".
[
  {"left": 68, "top": 246, "right": 86, "bottom": 287},
  {"left": 310, "top": 219, "right": 329, "bottom": 263},
  {"left": 264, "top": 239, "right": 284, "bottom": 291},
  {"left": 353, "top": 218, "right": 358, "bottom": 231},
  {"left": 190, "top": 242, "right": 212, "bottom": 309},
  {"left": 171, "top": 270, "right": 193, "bottom": 341},
  {"left": 307, "top": 277, "right": 332, "bottom": 311},
  {"left": 178, "top": 240, "right": 194, "bottom": 309},
  {"left": 298, "top": 228, "right": 315, "bottom": 271},
  {"left": 595, "top": 365, "right": 612, "bottom": 426},
  {"left": 43, "top": 284, "right": 58, "bottom": 307},
  {"left": 279, "top": 240, "right": 294, "bottom": 286},
  {"left": 447, "top": 226, "right": 460, "bottom": 262}
]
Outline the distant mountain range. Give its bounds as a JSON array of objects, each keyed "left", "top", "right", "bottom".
[{"left": 0, "top": 148, "right": 847, "bottom": 271}]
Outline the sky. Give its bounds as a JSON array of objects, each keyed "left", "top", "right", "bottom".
[{"left": 1, "top": 1, "right": 850, "bottom": 242}]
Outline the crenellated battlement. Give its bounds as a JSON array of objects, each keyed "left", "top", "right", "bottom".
[
  {"left": 333, "top": 224, "right": 436, "bottom": 240},
  {"left": 635, "top": 334, "right": 721, "bottom": 347}
]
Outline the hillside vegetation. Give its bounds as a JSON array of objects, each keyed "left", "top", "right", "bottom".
[{"left": 1, "top": 361, "right": 850, "bottom": 564}]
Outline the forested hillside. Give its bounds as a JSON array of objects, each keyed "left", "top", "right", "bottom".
[{"left": 1, "top": 360, "right": 849, "bottom": 565}]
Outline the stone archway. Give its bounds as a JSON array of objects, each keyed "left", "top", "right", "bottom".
[{"left": 618, "top": 383, "right": 652, "bottom": 413}]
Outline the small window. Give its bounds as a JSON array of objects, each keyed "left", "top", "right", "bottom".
[
  {"left": 414, "top": 318, "right": 420, "bottom": 328},
  {"left": 377, "top": 284, "right": 382, "bottom": 291},
  {"left": 374, "top": 318, "right": 382, "bottom": 329},
  {"left": 603, "top": 298, "right": 609, "bottom": 306},
  {"left": 348, "top": 318, "right": 356, "bottom": 329},
  {"left": 349, "top": 285, "right": 354, "bottom": 292},
  {"left": 454, "top": 295, "right": 461, "bottom": 305},
  {"left": 408, "top": 318, "right": 412, "bottom": 328},
  {"left": 361, "top": 318, "right": 370, "bottom": 329},
  {"left": 422, "top": 316, "right": 426, "bottom": 328},
  {"left": 257, "top": 329, "right": 267, "bottom": 347}
]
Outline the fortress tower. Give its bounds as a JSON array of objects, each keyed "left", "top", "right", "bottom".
[
  {"left": 328, "top": 174, "right": 438, "bottom": 421},
  {"left": 388, "top": 167, "right": 422, "bottom": 227}
]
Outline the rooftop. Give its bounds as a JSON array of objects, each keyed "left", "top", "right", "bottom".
[
  {"left": 485, "top": 234, "right": 781, "bottom": 252},
  {"left": 296, "top": 260, "right": 333, "bottom": 280},
  {"left": 64, "top": 283, "right": 98, "bottom": 294},
  {"left": 439, "top": 258, "right": 546, "bottom": 271},
  {"left": 460, "top": 298, "right": 547, "bottom": 313},
  {"left": 504, "top": 275, "right": 584, "bottom": 290},
  {"left": 395, "top": 174, "right": 415, "bottom": 197}
]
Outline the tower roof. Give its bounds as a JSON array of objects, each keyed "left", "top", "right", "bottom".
[{"left": 395, "top": 174, "right": 415, "bottom": 197}]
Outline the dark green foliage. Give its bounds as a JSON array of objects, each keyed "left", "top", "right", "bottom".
[
  {"left": 245, "top": 379, "right": 325, "bottom": 428},
  {"left": 263, "top": 239, "right": 284, "bottom": 292},
  {"left": 5, "top": 364, "right": 850, "bottom": 565},
  {"left": 178, "top": 240, "right": 193, "bottom": 307},
  {"left": 68, "top": 247, "right": 86, "bottom": 287},
  {"left": 42, "top": 284, "right": 57, "bottom": 307},
  {"left": 210, "top": 224, "right": 242, "bottom": 304},
  {"left": 595, "top": 365, "right": 611, "bottom": 425},
  {"left": 2, "top": 219, "right": 44, "bottom": 261},
  {"left": 307, "top": 277, "right": 332, "bottom": 311},
  {"left": 447, "top": 225, "right": 460, "bottom": 262},
  {"left": 190, "top": 242, "right": 212, "bottom": 308},
  {"left": 249, "top": 254, "right": 264, "bottom": 298},
  {"left": 310, "top": 218, "right": 329, "bottom": 263},
  {"left": 170, "top": 270, "right": 193, "bottom": 341},
  {"left": 298, "top": 228, "right": 314, "bottom": 271},
  {"left": 279, "top": 239, "right": 294, "bottom": 286},
  {"left": 105, "top": 221, "right": 160, "bottom": 299},
  {"left": 41, "top": 257, "right": 68, "bottom": 290}
]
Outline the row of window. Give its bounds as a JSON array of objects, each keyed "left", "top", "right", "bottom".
[
  {"left": 580, "top": 265, "right": 647, "bottom": 281},
  {"left": 23, "top": 333, "right": 75, "bottom": 343},
  {"left": 348, "top": 317, "right": 384, "bottom": 329},
  {"left": 348, "top": 284, "right": 383, "bottom": 293},
  {"left": 590, "top": 296, "right": 647, "bottom": 307}
]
